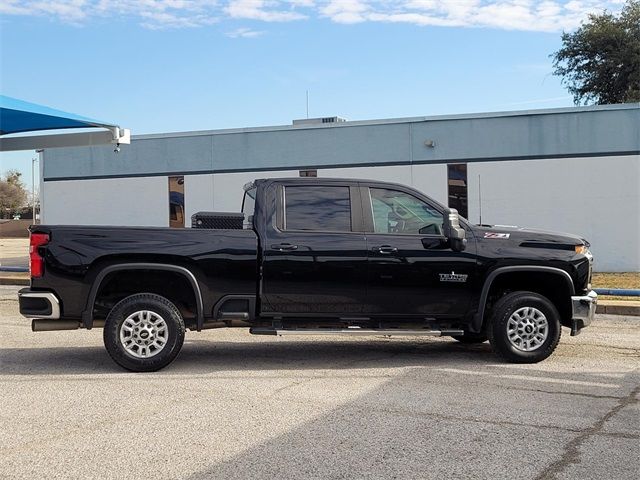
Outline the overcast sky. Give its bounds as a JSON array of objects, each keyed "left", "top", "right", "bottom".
[{"left": 0, "top": 0, "right": 626, "bottom": 188}]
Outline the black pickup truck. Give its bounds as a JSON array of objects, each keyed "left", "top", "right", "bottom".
[{"left": 19, "top": 177, "right": 597, "bottom": 371}]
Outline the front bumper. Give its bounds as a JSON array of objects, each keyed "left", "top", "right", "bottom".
[
  {"left": 570, "top": 290, "right": 597, "bottom": 336},
  {"left": 18, "top": 288, "right": 60, "bottom": 319}
]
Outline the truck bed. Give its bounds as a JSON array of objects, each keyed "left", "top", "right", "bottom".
[{"left": 30, "top": 225, "right": 259, "bottom": 322}]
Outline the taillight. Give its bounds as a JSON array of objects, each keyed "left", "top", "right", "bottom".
[{"left": 29, "top": 233, "right": 49, "bottom": 278}]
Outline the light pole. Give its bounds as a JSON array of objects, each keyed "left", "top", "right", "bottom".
[{"left": 32, "top": 157, "right": 37, "bottom": 223}]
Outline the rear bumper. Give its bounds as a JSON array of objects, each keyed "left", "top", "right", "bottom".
[
  {"left": 18, "top": 288, "right": 60, "bottom": 319},
  {"left": 570, "top": 290, "right": 597, "bottom": 336}
]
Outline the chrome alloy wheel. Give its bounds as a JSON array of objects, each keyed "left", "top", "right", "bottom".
[
  {"left": 119, "top": 310, "right": 169, "bottom": 358},
  {"left": 506, "top": 307, "right": 549, "bottom": 352}
]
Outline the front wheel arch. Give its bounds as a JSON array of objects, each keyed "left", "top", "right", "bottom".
[{"left": 474, "top": 267, "right": 574, "bottom": 332}]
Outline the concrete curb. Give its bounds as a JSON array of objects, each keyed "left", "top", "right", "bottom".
[
  {"left": 596, "top": 302, "right": 640, "bottom": 316},
  {"left": 0, "top": 276, "right": 29, "bottom": 286}
]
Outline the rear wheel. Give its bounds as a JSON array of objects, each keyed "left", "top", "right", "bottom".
[
  {"left": 488, "top": 291, "right": 561, "bottom": 363},
  {"left": 104, "top": 293, "right": 185, "bottom": 372}
]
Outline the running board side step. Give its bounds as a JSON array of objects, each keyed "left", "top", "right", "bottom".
[{"left": 250, "top": 328, "right": 464, "bottom": 336}]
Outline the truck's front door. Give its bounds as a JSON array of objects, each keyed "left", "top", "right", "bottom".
[
  {"left": 261, "top": 182, "right": 367, "bottom": 316},
  {"left": 362, "top": 185, "right": 476, "bottom": 318}
]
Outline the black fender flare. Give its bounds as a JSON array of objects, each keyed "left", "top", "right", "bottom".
[
  {"left": 472, "top": 266, "right": 575, "bottom": 332},
  {"left": 82, "top": 263, "right": 205, "bottom": 330}
]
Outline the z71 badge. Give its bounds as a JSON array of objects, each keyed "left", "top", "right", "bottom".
[
  {"left": 439, "top": 272, "right": 468, "bottom": 283},
  {"left": 484, "top": 232, "right": 510, "bottom": 239}
]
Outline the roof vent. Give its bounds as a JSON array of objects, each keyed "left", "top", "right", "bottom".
[{"left": 292, "top": 116, "right": 347, "bottom": 126}]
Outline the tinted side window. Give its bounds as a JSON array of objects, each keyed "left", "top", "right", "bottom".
[
  {"left": 285, "top": 186, "right": 351, "bottom": 231},
  {"left": 370, "top": 188, "right": 443, "bottom": 235}
]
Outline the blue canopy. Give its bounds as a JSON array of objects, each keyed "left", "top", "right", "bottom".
[{"left": 0, "top": 95, "right": 117, "bottom": 135}]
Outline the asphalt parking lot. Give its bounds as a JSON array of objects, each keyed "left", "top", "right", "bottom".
[{"left": 0, "top": 285, "right": 638, "bottom": 480}]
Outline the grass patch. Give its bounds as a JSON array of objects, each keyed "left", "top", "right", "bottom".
[
  {"left": 592, "top": 272, "right": 639, "bottom": 301},
  {"left": 592, "top": 272, "right": 639, "bottom": 290}
]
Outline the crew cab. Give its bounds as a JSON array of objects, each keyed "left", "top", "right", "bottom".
[{"left": 19, "top": 178, "right": 597, "bottom": 371}]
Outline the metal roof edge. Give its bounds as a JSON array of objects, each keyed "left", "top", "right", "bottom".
[{"left": 131, "top": 103, "right": 640, "bottom": 141}]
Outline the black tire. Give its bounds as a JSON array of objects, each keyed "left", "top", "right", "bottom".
[
  {"left": 488, "top": 291, "right": 561, "bottom": 363},
  {"left": 103, "top": 293, "right": 185, "bottom": 372},
  {"left": 452, "top": 332, "right": 488, "bottom": 344}
]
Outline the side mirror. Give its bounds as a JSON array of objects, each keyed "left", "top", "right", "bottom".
[{"left": 442, "top": 208, "right": 467, "bottom": 252}]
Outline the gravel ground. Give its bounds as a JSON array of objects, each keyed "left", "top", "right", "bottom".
[{"left": 0, "top": 285, "right": 638, "bottom": 480}]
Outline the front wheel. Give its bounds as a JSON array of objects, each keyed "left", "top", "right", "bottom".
[
  {"left": 488, "top": 291, "right": 561, "bottom": 363},
  {"left": 104, "top": 293, "right": 185, "bottom": 372}
]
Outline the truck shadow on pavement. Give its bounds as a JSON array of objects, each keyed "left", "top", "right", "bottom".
[
  {"left": 1, "top": 335, "right": 637, "bottom": 379},
  {"left": 0, "top": 338, "right": 508, "bottom": 376}
]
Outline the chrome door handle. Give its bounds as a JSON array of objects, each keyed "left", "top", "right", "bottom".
[
  {"left": 272, "top": 243, "right": 298, "bottom": 251},
  {"left": 376, "top": 245, "right": 398, "bottom": 254}
]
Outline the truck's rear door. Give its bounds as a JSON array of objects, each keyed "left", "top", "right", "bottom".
[{"left": 260, "top": 181, "right": 367, "bottom": 316}]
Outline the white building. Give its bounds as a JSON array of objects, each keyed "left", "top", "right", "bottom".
[{"left": 41, "top": 104, "right": 640, "bottom": 272}]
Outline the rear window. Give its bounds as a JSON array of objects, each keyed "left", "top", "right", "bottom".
[{"left": 284, "top": 186, "right": 351, "bottom": 232}]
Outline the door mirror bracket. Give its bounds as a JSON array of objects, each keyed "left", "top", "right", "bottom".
[{"left": 442, "top": 208, "right": 467, "bottom": 252}]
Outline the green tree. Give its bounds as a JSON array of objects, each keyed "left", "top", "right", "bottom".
[
  {"left": 0, "top": 170, "right": 28, "bottom": 218},
  {"left": 552, "top": 0, "right": 640, "bottom": 105}
]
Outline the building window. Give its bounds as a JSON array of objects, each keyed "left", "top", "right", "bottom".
[
  {"left": 299, "top": 169, "right": 317, "bottom": 177},
  {"left": 169, "top": 176, "right": 185, "bottom": 228},
  {"left": 447, "top": 164, "right": 468, "bottom": 219}
]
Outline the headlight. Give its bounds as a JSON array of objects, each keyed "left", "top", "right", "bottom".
[{"left": 575, "top": 245, "right": 588, "bottom": 255}]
